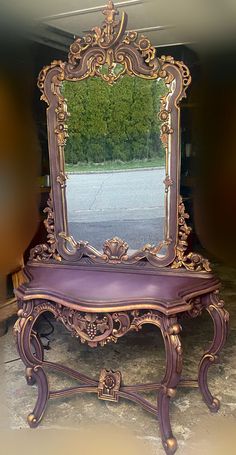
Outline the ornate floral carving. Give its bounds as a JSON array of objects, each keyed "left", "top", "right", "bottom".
[
  {"left": 159, "top": 55, "right": 191, "bottom": 100},
  {"left": 29, "top": 193, "right": 62, "bottom": 262},
  {"left": 38, "top": 60, "right": 65, "bottom": 105},
  {"left": 171, "top": 197, "right": 211, "bottom": 272},
  {"left": 34, "top": 1, "right": 195, "bottom": 267},
  {"left": 159, "top": 94, "right": 173, "bottom": 150},
  {"left": 56, "top": 308, "right": 131, "bottom": 347},
  {"left": 55, "top": 109, "right": 68, "bottom": 148},
  {"left": 66, "top": 1, "right": 160, "bottom": 84}
]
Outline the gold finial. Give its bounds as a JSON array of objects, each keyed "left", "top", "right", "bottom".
[{"left": 103, "top": 0, "right": 118, "bottom": 25}]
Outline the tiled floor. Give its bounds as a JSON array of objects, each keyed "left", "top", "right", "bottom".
[{"left": 0, "top": 262, "right": 235, "bottom": 455}]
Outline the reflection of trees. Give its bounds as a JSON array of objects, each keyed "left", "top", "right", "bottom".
[{"left": 62, "top": 76, "right": 168, "bottom": 165}]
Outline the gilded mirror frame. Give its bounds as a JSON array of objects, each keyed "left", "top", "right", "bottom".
[{"left": 31, "top": 1, "right": 210, "bottom": 271}]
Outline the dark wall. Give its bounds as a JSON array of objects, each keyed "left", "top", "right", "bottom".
[
  {"left": 159, "top": 43, "right": 236, "bottom": 265},
  {"left": 30, "top": 42, "right": 67, "bottom": 176}
]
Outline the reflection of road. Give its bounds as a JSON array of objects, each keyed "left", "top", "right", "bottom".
[{"left": 66, "top": 168, "right": 165, "bottom": 249}]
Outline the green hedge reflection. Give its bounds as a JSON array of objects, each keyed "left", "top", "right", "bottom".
[{"left": 62, "top": 74, "right": 168, "bottom": 166}]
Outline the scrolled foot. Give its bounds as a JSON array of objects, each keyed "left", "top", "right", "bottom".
[
  {"left": 27, "top": 413, "right": 39, "bottom": 428},
  {"left": 209, "top": 397, "right": 220, "bottom": 413},
  {"left": 198, "top": 292, "right": 229, "bottom": 412},
  {"left": 25, "top": 366, "right": 49, "bottom": 428},
  {"left": 163, "top": 437, "right": 178, "bottom": 455}
]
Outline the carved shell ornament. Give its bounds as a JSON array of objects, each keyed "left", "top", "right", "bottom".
[{"left": 31, "top": 1, "right": 210, "bottom": 272}]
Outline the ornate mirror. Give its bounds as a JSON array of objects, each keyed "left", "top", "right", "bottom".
[
  {"left": 32, "top": 0, "right": 194, "bottom": 269},
  {"left": 15, "top": 4, "right": 229, "bottom": 453}
]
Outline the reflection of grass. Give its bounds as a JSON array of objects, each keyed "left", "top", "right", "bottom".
[{"left": 66, "top": 158, "right": 165, "bottom": 173}]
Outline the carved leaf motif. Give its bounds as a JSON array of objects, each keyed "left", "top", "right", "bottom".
[
  {"left": 171, "top": 197, "right": 211, "bottom": 272},
  {"left": 35, "top": 2, "right": 193, "bottom": 267},
  {"left": 29, "top": 193, "right": 62, "bottom": 262}
]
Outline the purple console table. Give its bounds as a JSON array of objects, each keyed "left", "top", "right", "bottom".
[
  {"left": 14, "top": 263, "right": 228, "bottom": 455},
  {"left": 13, "top": 3, "right": 229, "bottom": 454}
]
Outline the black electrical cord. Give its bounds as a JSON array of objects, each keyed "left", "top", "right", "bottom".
[
  {"left": 39, "top": 314, "right": 55, "bottom": 338},
  {"left": 3, "top": 315, "right": 55, "bottom": 364},
  {"left": 38, "top": 314, "right": 55, "bottom": 350}
]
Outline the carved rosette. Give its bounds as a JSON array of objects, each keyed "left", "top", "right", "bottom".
[
  {"left": 55, "top": 100, "right": 69, "bottom": 147},
  {"left": 159, "top": 95, "right": 173, "bottom": 151},
  {"left": 171, "top": 197, "right": 211, "bottom": 272},
  {"left": 98, "top": 369, "right": 122, "bottom": 402}
]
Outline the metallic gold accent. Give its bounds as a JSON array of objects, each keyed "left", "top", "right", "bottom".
[
  {"left": 27, "top": 413, "right": 37, "bottom": 425},
  {"left": 98, "top": 369, "right": 121, "bottom": 402},
  {"left": 29, "top": 193, "right": 62, "bottom": 262},
  {"left": 57, "top": 172, "right": 67, "bottom": 188},
  {"left": 103, "top": 237, "right": 129, "bottom": 263},
  {"left": 164, "top": 437, "right": 177, "bottom": 453},
  {"left": 163, "top": 176, "right": 173, "bottom": 189},
  {"left": 159, "top": 55, "right": 191, "bottom": 100},
  {"left": 35, "top": 2, "right": 194, "bottom": 267},
  {"left": 15, "top": 292, "right": 195, "bottom": 316},
  {"left": 168, "top": 323, "right": 181, "bottom": 335},
  {"left": 25, "top": 367, "right": 33, "bottom": 380},
  {"left": 211, "top": 397, "right": 220, "bottom": 409},
  {"left": 56, "top": 308, "right": 131, "bottom": 347},
  {"left": 55, "top": 99, "right": 69, "bottom": 147},
  {"left": 167, "top": 388, "right": 176, "bottom": 398},
  {"left": 179, "top": 379, "right": 199, "bottom": 388},
  {"left": 159, "top": 94, "right": 173, "bottom": 150},
  {"left": 171, "top": 196, "right": 211, "bottom": 272},
  {"left": 38, "top": 60, "right": 65, "bottom": 105},
  {"left": 66, "top": 1, "right": 160, "bottom": 85},
  {"left": 13, "top": 317, "right": 22, "bottom": 334}
]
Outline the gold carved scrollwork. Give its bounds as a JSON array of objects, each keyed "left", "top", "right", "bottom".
[
  {"left": 34, "top": 2, "right": 198, "bottom": 268},
  {"left": 171, "top": 197, "right": 211, "bottom": 272},
  {"left": 159, "top": 55, "right": 191, "bottom": 100},
  {"left": 29, "top": 193, "right": 62, "bottom": 262},
  {"left": 38, "top": 60, "right": 65, "bottom": 105},
  {"left": 159, "top": 94, "right": 173, "bottom": 150},
  {"left": 66, "top": 1, "right": 159, "bottom": 85},
  {"left": 56, "top": 308, "right": 131, "bottom": 348}
]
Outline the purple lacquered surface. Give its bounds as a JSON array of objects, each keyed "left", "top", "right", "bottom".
[{"left": 17, "top": 265, "right": 219, "bottom": 306}]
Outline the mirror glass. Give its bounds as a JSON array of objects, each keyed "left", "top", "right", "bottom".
[{"left": 62, "top": 69, "right": 169, "bottom": 252}]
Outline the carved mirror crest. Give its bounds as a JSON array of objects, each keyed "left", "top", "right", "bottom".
[{"left": 31, "top": 1, "right": 209, "bottom": 272}]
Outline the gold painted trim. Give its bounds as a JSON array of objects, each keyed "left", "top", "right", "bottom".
[{"left": 31, "top": 1, "right": 212, "bottom": 272}]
